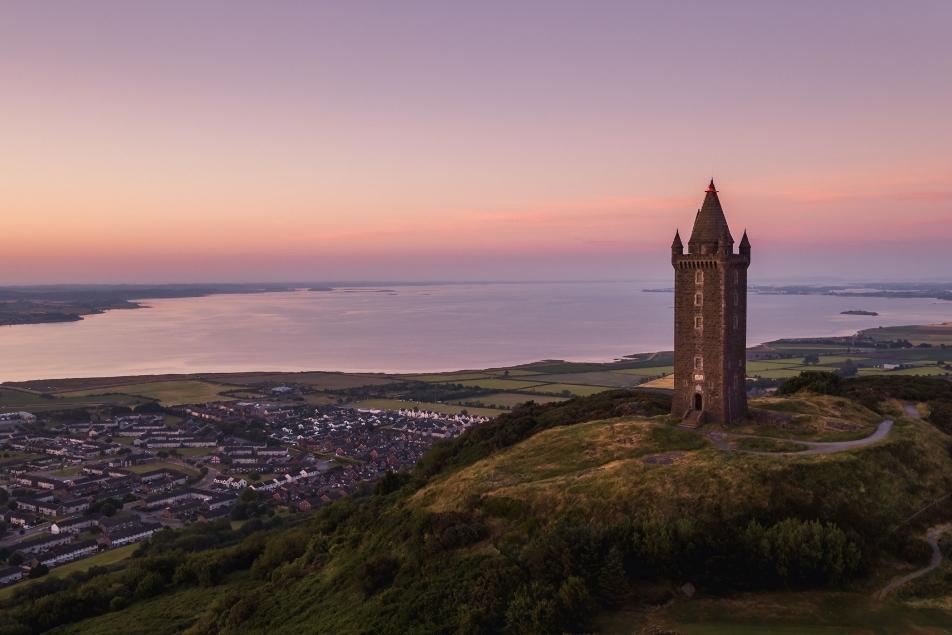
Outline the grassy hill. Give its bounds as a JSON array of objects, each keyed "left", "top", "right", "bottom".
[{"left": 4, "top": 382, "right": 952, "bottom": 634}]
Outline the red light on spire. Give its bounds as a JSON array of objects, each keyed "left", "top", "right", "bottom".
[{"left": 706, "top": 178, "right": 716, "bottom": 193}]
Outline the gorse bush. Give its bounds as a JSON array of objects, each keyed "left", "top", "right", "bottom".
[{"left": 776, "top": 371, "right": 843, "bottom": 396}]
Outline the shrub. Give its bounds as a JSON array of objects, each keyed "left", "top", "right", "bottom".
[
  {"left": 777, "top": 371, "right": 842, "bottom": 396},
  {"left": 927, "top": 399, "right": 952, "bottom": 435},
  {"left": 355, "top": 555, "right": 400, "bottom": 596}
]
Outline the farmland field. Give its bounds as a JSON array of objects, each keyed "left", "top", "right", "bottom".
[
  {"left": 60, "top": 380, "right": 234, "bottom": 406},
  {"left": 517, "top": 371, "right": 642, "bottom": 388},
  {"left": 408, "top": 372, "right": 492, "bottom": 382},
  {"left": 0, "top": 544, "right": 139, "bottom": 600},
  {"left": 639, "top": 374, "right": 675, "bottom": 389},
  {"left": 614, "top": 366, "right": 675, "bottom": 376},
  {"left": 858, "top": 365, "right": 951, "bottom": 376},
  {"left": 526, "top": 383, "right": 608, "bottom": 397},
  {"left": 452, "top": 378, "right": 548, "bottom": 391},
  {"left": 748, "top": 368, "right": 804, "bottom": 379},
  {"left": 0, "top": 386, "right": 146, "bottom": 413},
  {"left": 200, "top": 371, "right": 397, "bottom": 389},
  {"left": 860, "top": 323, "right": 952, "bottom": 345},
  {"left": 303, "top": 393, "right": 340, "bottom": 406},
  {"left": 745, "top": 360, "right": 800, "bottom": 372}
]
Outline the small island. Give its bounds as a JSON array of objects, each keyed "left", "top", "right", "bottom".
[{"left": 841, "top": 309, "right": 879, "bottom": 316}]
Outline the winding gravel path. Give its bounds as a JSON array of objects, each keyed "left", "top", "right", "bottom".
[
  {"left": 707, "top": 419, "right": 894, "bottom": 456},
  {"left": 876, "top": 524, "right": 951, "bottom": 600}
]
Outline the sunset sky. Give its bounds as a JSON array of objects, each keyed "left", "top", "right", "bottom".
[{"left": 1, "top": 1, "right": 950, "bottom": 284}]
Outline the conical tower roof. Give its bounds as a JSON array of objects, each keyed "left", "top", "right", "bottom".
[{"left": 688, "top": 179, "right": 734, "bottom": 250}]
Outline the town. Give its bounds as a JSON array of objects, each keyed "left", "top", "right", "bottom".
[{"left": 0, "top": 400, "right": 489, "bottom": 591}]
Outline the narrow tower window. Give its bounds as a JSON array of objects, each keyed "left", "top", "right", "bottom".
[
  {"left": 695, "top": 270, "right": 704, "bottom": 285},
  {"left": 694, "top": 356, "right": 703, "bottom": 370},
  {"left": 694, "top": 316, "right": 703, "bottom": 329},
  {"left": 694, "top": 292, "right": 703, "bottom": 306}
]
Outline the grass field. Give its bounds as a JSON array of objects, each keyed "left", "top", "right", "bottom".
[
  {"left": 596, "top": 591, "right": 952, "bottom": 634},
  {"left": 741, "top": 394, "right": 880, "bottom": 441},
  {"left": 61, "top": 380, "right": 235, "bottom": 406},
  {"left": 745, "top": 360, "right": 800, "bottom": 372},
  {"left": 769, "top": 342, "right": 851, "bottom": 351},
  {"left": 858, "top": 365, "right": 951, "bottom": 377},
  {"left": 0, "top": 544, "right": 138, "bottom": 601},
  {"left": 47, "top": 584, "right": 226, "bottom": 635},
  {"left": 52, "top": 466, "right": 84, "bottom": 476},
  {"left": 525, "top": 383, "right": 609, "bottom": 397},
  {"left": 173, "top": 447, "right": 216, "bottom": 458},
  {"left": 516, "top": 371, "right": 642, "bottom": 388},
  {"left": 351, "top": 399, "right": 501, "bottom": 417},
  {"left": 860, "top": 323, "right": 952, "bottom": 346},
  {"left": 469, "top": 392, "right": 568, "bottom": 408},
  {"left": 452, "top": 378, "right": 548, "bottom": 391},
  {"left": 483, "top": 368, "right": 552, "bottom": 377},
  {"left": 201, "top": 371, "right": 397, "bottom": 389},
  {"left": 614, "top": 365, "right": 675, "bottom": 376},
  {"left": 408, "top": 372, "right": 492, "bottom": 382},
  {"left": 302, "top": 393, "right": 341, "bottom": 406},
  {"left": 0, "top": 386, "right": 146, "bottom": 413},
  {"left": 752, "top": 368, "right": 807, "bottom": 379},
  {"left": 124, "top": 460, "right": 199, "bottom": 476},
  {"left": 639, "top": 374, "right": 675, "bottom": 389}
]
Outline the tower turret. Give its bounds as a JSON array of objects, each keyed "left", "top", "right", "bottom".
[
  {"left": 739, "top": 230, "right": 751, "bottom": 257},
  {"left": 671, "top": 230, "right": 683, "bottom": 256}
]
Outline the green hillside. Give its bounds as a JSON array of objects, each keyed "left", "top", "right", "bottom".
[{"left": 4, "top": 380, "right": 952, "bottom": 634}]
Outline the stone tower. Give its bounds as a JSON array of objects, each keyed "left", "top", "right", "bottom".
[{"left": 671, "top": 179, "right": 750, "bottom": 425}]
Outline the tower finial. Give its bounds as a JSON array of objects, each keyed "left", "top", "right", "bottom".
[
  {"left": 739, "top": 229, "right": 751, "bottom": 255},
  {"left": 706, "top": 178, "right": 716, "bottom": 193}
]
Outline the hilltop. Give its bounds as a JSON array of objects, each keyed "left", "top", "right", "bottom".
[{"left": 2, "top": 378, "right": 952, "bottom": 633}]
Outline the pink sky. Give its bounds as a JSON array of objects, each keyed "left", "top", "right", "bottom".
[{"left": 1, "top": 2, "right": 950, "bottom": 283}]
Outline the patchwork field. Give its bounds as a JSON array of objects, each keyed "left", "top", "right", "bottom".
[
  {"left": 0, "top": 386, "right": 147, "bottom": 413},
  {"left": 201, "top": 371, "right": 397, "bottom": 389},
  {"left": 61, "top": 380, "right": 235, "bottom": 406},
  {"left": 614, "top": 365, "right": 675, "bottom": 376},
  {"left": 517, "top": 371, "right": 642, "bottom": 388},
  {"left": 861, "top": 323, "right": 952, "bottom": 346},
  {"left": 640, "top": 374, "right": 675, "bottom": 389},
  {"left": 408, "top": 372, "right": 493, "bottom": 382},
  {"left": 451, "top": 378, "right": 548, "bottom": 391},
  {"left": 527, "top": 383, "right": 608, "bottom": 397},
  {"left": 859, "top": 365, "right": 951, "bottom": 376}
]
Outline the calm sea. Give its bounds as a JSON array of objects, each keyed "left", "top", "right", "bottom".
[{"left": 1, "top": 282, "right": 951, "bottom": 381}]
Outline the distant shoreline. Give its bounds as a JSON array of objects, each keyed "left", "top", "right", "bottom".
[
  {"left": 0, "top": 284, "right": 332, "bottom": 327},
  {"left": 644, "top": 282, "right": 952, "bottom": 302},
  {"left": 3, "top": 323, "right": 950, "bottom": 388}
]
